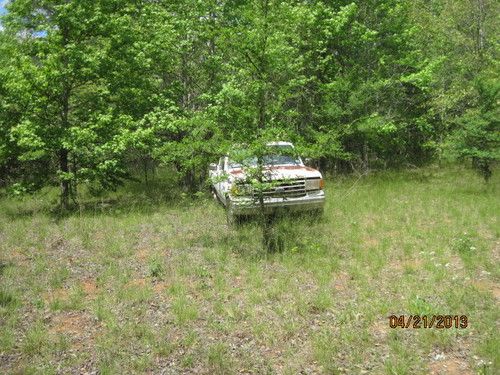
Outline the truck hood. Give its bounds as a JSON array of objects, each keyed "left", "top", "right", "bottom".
[{"left": 228, "top": 165, "right": 322, "bottom": 181}]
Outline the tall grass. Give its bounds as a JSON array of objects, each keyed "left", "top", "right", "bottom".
[{"left": 0, "top": 165, "right": 498, "bottom": 374}]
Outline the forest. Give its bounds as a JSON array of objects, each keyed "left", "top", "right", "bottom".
[
  {"left": 0, "top": 1, "right": 499, "bottom": 374},
  {"left": 0, "top": 0, "right": 498, "bottom": 208}
]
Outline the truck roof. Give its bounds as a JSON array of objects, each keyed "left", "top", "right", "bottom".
[
  {"left": 225, "top": 142, "right": 295, "bottom": 156},
  {"left": 266, "top": 141, "right": 294, "bottom": 147}
]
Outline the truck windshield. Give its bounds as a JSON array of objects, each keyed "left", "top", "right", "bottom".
[{"left": 229, "top": 146, "right": 302, "bottom": 169}]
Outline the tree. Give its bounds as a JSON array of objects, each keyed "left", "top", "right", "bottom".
[
  {"left": 0, "top": 31, "right": 36, "bottom": 190},
  {"left": 134, "top": 0, "right": 229, "bottom": 192},
  {"left": 211, "top": 0, "right": 324, "bottom": 250},
  {"left": 2, "top": 0, "right": 150, "bottom": 209},
  {"left": 449, "top": 75, "right": 499, "bottom": 181},
  {"left": 1, "top": 0, "right": 497, "bottom": 211},
  {"left": 410, "top": 0, "right": 499, "bottom": 164}
]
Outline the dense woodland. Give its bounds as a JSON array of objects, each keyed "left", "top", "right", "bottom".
[{"left": 0, "top": 0, "right": 498, "bottom": 208}]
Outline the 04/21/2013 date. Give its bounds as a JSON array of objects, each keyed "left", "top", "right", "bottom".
[{"left": 389, "top": 315, "right": 468, "bottom": 329}]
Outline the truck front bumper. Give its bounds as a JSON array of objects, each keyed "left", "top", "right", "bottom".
[{"left": 228, "top": 190, "right": 325, "bottom": 216}]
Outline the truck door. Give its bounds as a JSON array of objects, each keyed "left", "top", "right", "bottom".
[{"left": 215, "top": 157, "right": 225, "bottom": 201}]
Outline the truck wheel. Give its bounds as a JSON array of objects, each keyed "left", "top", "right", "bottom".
[
  {"left": 226, "top": 202, "right": 240, "bottom": 226},
  {"left": 226, "top": 209, "right": 235, "bottom": 226}
]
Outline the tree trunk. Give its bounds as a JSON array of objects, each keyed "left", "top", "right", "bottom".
[
  {"left": 143, "top": 157, "right": 149, "bottom": 184},
  {"left": 475, "top": 0, "right": 486, "bottom": 60},
  {"left": 362, "top": 141, "right": 369, "bottom": 171},
  {"left": 58, "top": 22, "right": 72, "bottom": 210},
  {"left": 184, "top": 167, "right": 196, "bottom": 192},
  {"left": 257, "top": 0, "right": 276, "bottom": 252},
  {"left": 59, "top": 148, "right": 70, "bottom": 210}
]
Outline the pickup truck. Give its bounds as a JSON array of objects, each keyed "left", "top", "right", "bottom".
[{"left": 209, "top": 142, "right": 325, "bottom": 223}]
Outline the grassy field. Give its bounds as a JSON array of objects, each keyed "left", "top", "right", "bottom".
[{"left": 0, "top": 166, "right": 498, "bottom": 374}]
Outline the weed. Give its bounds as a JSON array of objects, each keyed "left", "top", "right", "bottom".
[
  {"left": 0, "top": 289, "right": 15, "bottom": 307},
  {"left": 172, "top": 295, "right": 199, "bottom": 324},
  {"left": 50, "top": 267, "right": 70, "bottom": 289},
  {"left": 181, "top": 353, "right": 195, "bottom": 368},
  {"left": 148, "top": 255, "right": 164, "bottom": 278},
  {"left": 207, "top": 342, "right": 233, "bottom": 374},
  {"left": 313, "top": 328, "right": 339, "bottom": 373},
  {"left": 22, "top": 321, "right": 48, "bottom": 355},
  {"left": 452, "top": 232, "right": 476, "bottom": 254},
  {"left": 309, "top": 287, "right": 333, "bottom": 313}
]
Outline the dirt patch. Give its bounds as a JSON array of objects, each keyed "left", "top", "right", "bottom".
[
  {"left": 50, "top": 312, "right": 92, "bottom": 335},
  {"left": 471, "top": 280, "right": 500, "bottom": 301},
  {"left": 127, "top": 278, "right": 148, "bottom": 288},
  {"left": 389, "top": 258, "right": 423, "bottom": 272},
  {"left": 47, "top": 236, "right": 68, "bottom": 252},
  {"left": 49, "top": 312, "right": 100, "bottom": 352},
  {"left": 492, "top": 240, "right": 500, "bottom": 260},
  {"left": 9, "top": 249, "right": 29, "bottom": 264},
  {"left": 44, "top": 288, "right": 69, "bottom": 304},
  {"left": 333, "top": 272, "right": 350, "bottom": 291},
  {"left": 361, "top": 215, "right": 377, "bottom": 230},
  {"left": 153, "top": 281, "right": 168, "bottom": 294},
  {"left": 81, "top": 279, "right": 98, "bottom": 298},
  {"left": 371, "top": 319, "right": 389, "bottom": 342},
  {"left": 428, "top": 357, "right": 472, "bottom": 375},
  {"left": 363, "top": 237, "right": 380, "bottom": 248},
  {"left": 449, "top": 254, "right": 463, "bottom": 267},
  {"left": 136, "top": 247, "right": 150, "bottom": 262}
]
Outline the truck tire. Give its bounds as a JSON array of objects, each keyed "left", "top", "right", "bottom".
[{"left": 226, "top": 201, "right": 241, "bottom": 226}]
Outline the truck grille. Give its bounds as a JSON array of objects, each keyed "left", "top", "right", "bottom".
[{"left": 253, "top": 179, "right": 306, "bottom": 198}]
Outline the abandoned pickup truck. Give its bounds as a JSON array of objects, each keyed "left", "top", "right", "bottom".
[{"left": 209, "top": 142, "right": 325, "bottom": 223}]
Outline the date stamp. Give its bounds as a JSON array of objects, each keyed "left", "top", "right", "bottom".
[{"left": 389, "top": 315, "right": 468, "bottom": 329}]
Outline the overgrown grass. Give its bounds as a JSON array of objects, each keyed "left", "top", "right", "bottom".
[{"left": 0, "top": 166, "right": 498, "bottom": 374}]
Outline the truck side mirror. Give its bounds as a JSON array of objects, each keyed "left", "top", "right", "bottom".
[
  {"left": 304, "top": 158, "right": 312, "bottom": 166},
  {"left": 209, "top": 163, "right": 217, "bottom": 171}
]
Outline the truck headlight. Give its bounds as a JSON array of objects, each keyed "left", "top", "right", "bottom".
[{"left": 305, "top": 178, "right": 324, "bottom": 191}]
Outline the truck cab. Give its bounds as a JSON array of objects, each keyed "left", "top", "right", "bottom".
[{"left": 209, "top": 142, "right": 325, "bottom": 223}]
